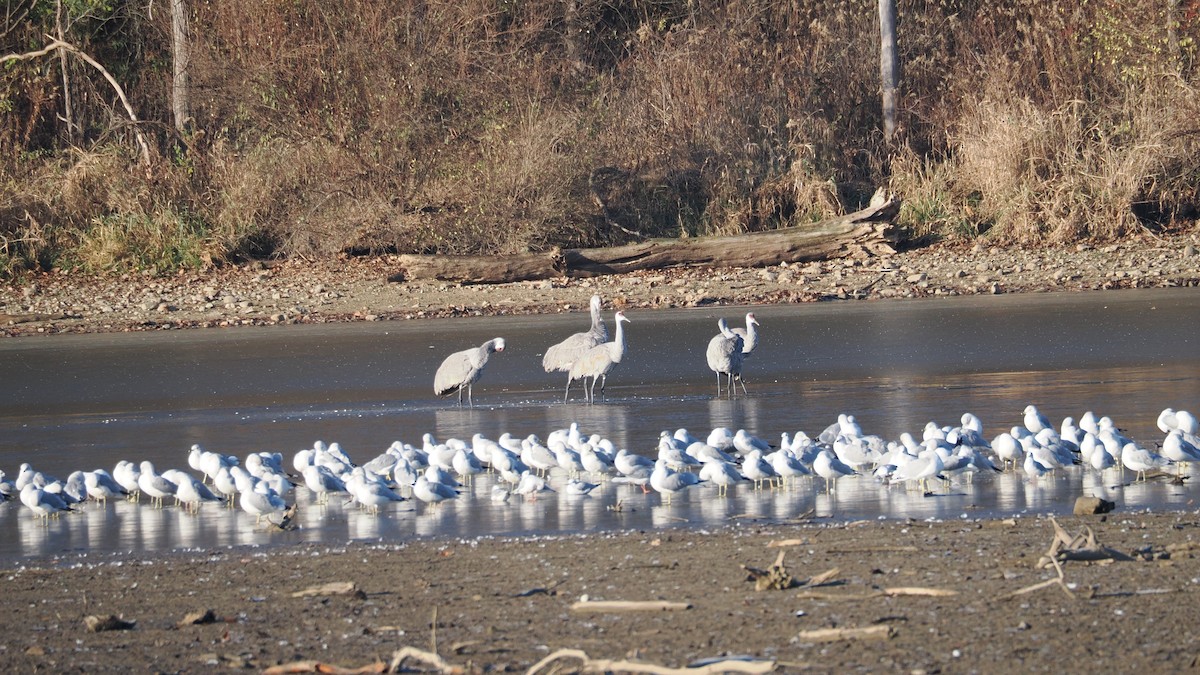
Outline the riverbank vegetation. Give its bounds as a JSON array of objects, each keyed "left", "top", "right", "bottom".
[{"left": 1, "top": 0, "right": 1198, "bottom": 278}]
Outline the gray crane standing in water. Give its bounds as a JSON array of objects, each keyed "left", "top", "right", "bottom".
[
  {"left": 542, "top": 294, "right": 607, "bottom": 398},
  {"left": 434, "top": 337, "right": 506, "bottom": 406},
  {"left": 706, "top": 317, "right": 746, "bottom": 397},
  {"left": 567, "top": 311, "right": 629, "bottom": 403}
]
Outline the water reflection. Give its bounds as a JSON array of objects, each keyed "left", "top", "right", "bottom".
[{"left": 7, "top": 435, "right": 1200, "bottom": 560}]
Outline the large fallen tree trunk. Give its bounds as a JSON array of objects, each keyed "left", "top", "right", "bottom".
[{"left": 389, "top": 191, "right": 900, "bottom": 285}]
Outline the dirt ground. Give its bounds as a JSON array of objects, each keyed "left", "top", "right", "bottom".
[
  {"left": 3, "top": 511, "right": 1199, "bottom": 673},
  {"left": 4, "top": 233, "right": 1200, "bottom": 672}
]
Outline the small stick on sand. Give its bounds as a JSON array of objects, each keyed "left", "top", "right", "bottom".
[
  {"left": 387, "top": 646, "right": 462, "bottom": 674},
  {"left": 526, "top": 648, "right": 775, "bottom": 675},
  {"left": 797, "top": 625, "right": 894, "bottom": 643},
  {"left": 290, "top": 581, "right": 363, "bottom": 598},
  {"left": 570, "top": 600, "right": 692, "bottom": 612}
]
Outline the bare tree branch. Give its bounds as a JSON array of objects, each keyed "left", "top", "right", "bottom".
[
  {"left": 0, "top": 0, "right": 35, "bottom": 41},
  {"left": 0, "top": 35, "right": 153, "bottom": 172}
]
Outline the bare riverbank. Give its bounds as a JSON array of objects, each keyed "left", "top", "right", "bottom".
[{"left": 2, "top": 233, "right": 1199, "bottom": 337}]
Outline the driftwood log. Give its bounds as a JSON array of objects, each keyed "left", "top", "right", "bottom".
[{"left": 389, "top": 191, "right": 900, "bottom": 285}]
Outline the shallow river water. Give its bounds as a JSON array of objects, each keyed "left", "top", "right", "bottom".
[{"left": 2, "top": 288, "right": 1199, "bottom": 558}]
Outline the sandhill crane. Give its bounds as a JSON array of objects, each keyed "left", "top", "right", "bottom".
[
  {"left": 434, "top": 337, "right": 506, "bottom": 406},
  {"left": 730, "top": 312, "right": 760, "bottom": 356},
  {"left": 567, "top": 311, "right": 629, "bottom": 403},
  {"left": 543, "top": 295, "right": 607, "bottom": 401},
  {"left": 706, "top": 318, "right": 745, "bottom": 397}
]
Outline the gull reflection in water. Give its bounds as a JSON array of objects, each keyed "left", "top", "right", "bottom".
[
  {"left": 413, "top": 502, "right": 452, "bottom": 537},
  {"left": 697, "top": 488, "right": 736, "bottom": 524},
  {"left": 17, "top": 510, "right": 60, "bottom": 557},
  {"left": 347, "top": 510, "right": 383, "bottom": 541}
]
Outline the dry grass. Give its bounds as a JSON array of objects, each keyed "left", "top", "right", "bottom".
[{"left": 1, "top": 0, "right": 1198, "bottom": 279}]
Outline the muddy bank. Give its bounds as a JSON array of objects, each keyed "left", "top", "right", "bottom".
[
  {"left": 2, "top": 234, "right": 1199, "bottom": 337},
  {"left": 3, "top": 511, "right": 1199, "bottom": 672}
]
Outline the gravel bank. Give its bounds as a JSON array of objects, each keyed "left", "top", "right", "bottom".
[{"left": 2, "top": 234, "right": 1199, "bottom": 336}]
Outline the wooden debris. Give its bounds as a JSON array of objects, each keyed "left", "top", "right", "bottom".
[
  {"left": 793, "top": 586, "right": 956, "bottom": 602},
  {"left": 84, "top": 614, "right": 136, "bottom": 632},
  {"left": 1000, "top": 517, "right": 1118, "bottom": 601},
  {"left": 1037, "top": 517, "right": 1133, "bottom": 568},
  {"left": 767, "top": 538, "right": 806, "bottom": 548},
  {"left": 1001, "top": 575, "right": 1074, "bottom": 601},
  {"left": 742, "top": 550, "right": 797, "bottom": 591},
  {"left": 389, "top": 192, "right": 900, "bottom": 284},
  {"left": 794, "top": 590, "right": 883, "bottom": 601},
  {"left": 569, "top": 599, "right": 692, "bottom": 613},
  {"left": 881, "top": 586, "right": 958, "bottom": 598},
  {"left": 176, "top": 609, "right": 217, "bottom": 627},
  {"left": 291, "top": 581, "right": 366, "bottom": 599},
  {"left": 526, "top": 648, "right": 775, "bottom": 675},
  {"left": 0, "top": 312, "right": 69, "bottom": 325},
  {"left": 802, "top": 567, "right": 841, "bottom": 589},
  {"left": 796, "top": 625, "right": 894, "bottom": 643},
  {"left": 387, "top": 646, "right": 463, "bottom": 674},
  {"left": 263, "top": 660, "right": 387, "bottom": 674},
  {"left": 824, "top": 545, "right": 920, "bottom": 554},
  {"left": 743, "top": 550, "right": 841, "bottom": 592},
  {"left": 1166, "top": 541, "right": 1200, "bottom": 555}
]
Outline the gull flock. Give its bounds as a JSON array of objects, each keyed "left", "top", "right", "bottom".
[{"left": 4, "top": 404, "right": 1198, "bottom": 530}]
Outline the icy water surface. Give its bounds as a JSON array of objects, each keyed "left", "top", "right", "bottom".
[{"left": 2, "top": 288, "right": 1199, "bottom": 558}]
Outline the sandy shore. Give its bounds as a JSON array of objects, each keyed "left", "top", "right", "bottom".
[{"left": 4, "top": 234, "right": 1200, "bottom": 671}]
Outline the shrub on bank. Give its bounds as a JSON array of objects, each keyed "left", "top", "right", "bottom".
[{"left": 0, "top": 0, "right": 1197, "bottom": 278}]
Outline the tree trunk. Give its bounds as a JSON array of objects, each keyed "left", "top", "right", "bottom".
[
  {"left": 389, "top": 192, "right": 900, "bottom": 285},
  {"left": 878, "top": 0, "right": 900, "bottom": 144},
  {"left": 1167, "top": 0, "right": 1181, "bottom": 71},
  {"left": 56, "top": 0, "right": 76, "bottom": 143},
  {"left": 170, "top": 0, "right": 192, "bottom": 134}
]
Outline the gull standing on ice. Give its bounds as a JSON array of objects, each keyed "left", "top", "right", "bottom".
[
  {"left": 813, "top": 449, "right": 856, "bottom": 493},
  {"left": 137, "top": 461, "right": 178, "bottom": 509},
  {"left": 20, "top": 484, "right": 73, "bottom": 519},
  {"left": 1122, "top": 442, "right": 1167, "bottom": 483},
  {"left": 240, "top": 481, "right": 288, "bottom": 524},
  {"left": 650, "top": 459, "right": 702, "bottom": 505},
  {"left": 413, "top": 475, "right": 459, "bottom": 507},
  {"left": 1023, "top": 405, "right": 1053, "bottom": 434}
]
